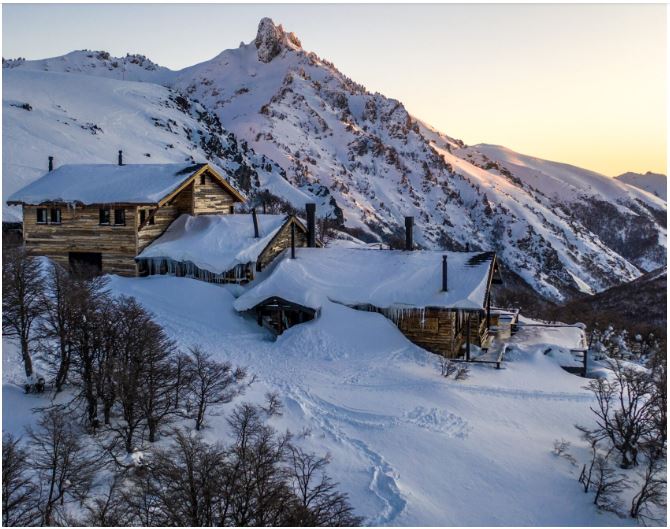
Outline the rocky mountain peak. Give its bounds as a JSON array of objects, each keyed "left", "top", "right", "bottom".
[{"left": 254, "top": 17, "right": 301, "bottom": 63}]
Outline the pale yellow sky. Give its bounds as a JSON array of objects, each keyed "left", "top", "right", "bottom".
[{"left": 3, "top": 3, "right": 667, "bottom": 176}]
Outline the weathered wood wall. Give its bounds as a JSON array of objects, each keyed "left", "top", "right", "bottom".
[
  {"left": 256, "top": 220, "right": 308, "bottom": 271},
  {"left": 381, "top": 307, "right": 486, "bottom": 358},
  {"left": 193, "top": 171, "right": 237, "bottom": 215},
  {"left": 22, "top": 204, "right": 139, "bottom": 276}
]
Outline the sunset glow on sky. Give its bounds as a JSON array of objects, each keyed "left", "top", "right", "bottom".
[{"left": 3, "top": 3, "right": 666, "bottom": 176}]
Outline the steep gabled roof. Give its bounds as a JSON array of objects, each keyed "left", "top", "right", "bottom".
[
  {"left": 7, "top": 163, "right": 245, "bottom": 206},
  {"left": 136, "top": 213, "right": 303, "bottom": 274},
  {"left": 234, "top": 247, "right": 497, "bottom": 312}
]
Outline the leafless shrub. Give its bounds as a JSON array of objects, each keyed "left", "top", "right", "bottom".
[
  {"left": 263, "top": 391, "right": 283, "bottom": 417},
  {"left": 455, "top": 365, "right": 471, "bottom": 380},
  {"left": 630, "top": 453, "right": 667, "bottom": 523}
]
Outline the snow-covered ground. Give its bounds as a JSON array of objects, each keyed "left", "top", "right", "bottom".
[{"left": 2, "top": 273, "right": 637, "bottom": 526}]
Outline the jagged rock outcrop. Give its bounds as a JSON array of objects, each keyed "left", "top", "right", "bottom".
[{"left": 254, "top": 17, "right": 302, "bottom": 63}]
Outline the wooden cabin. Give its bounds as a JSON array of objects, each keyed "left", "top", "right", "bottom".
[
  {"left": 7, "top": 161, "right": 245, "bottom": 276},
  {"left": 234, "top": 248, "right": 502, "bottom": 358},
  {"left": 135, "top": 213, "right": 313, "bottom": 284}
]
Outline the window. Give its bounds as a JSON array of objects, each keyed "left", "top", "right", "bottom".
[
  {"left": 99, "top": 208, "right": 110, "bottom": 225},
  {"left": 200, "top": 174, "right": 206, "bottom": 185},
  {"left": 228, "top": 205, "right": 234, "bottom": 214},
  {"left": 50, "top": 208, "right": 61, "bottom": 224},
  {"left": 114, "top": 208, "right": 125, "bottom": 226},
  {"left": 148, "top": 209, "right": 155, "bottom": 225},
  {"left": 36, "top": 208, "right": 48, "bottom": 224},
  {"left": 139, "top": 209, "right": 146, "bottom": 225}
]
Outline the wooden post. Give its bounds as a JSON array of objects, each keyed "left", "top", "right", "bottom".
[
  {"left": 466, "top": 315, "right": 471, "bottom": 362},
  {"left": 405, "top": 216, "right": 414, "bottom": 251},
  {"left": 583, "top": 349, "right": 588, "bottom": 378},
  {"left": 486, "top": 293, "right": 491, "bottom": 329},
  {"left": 251, "top": 208, "right": 259, "bottom": 238}
]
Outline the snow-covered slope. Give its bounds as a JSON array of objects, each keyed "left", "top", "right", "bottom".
[
  {"left": 3, "top": 18, "right": 666, "bottom": 300},
  {"left": 2, "top": 68, "right": 311, "bottom": 221},
  {"left": 615, "top": 171, "right": 667, "bottom": 200},
  {"left": 4, "top": 273, "right": 637, "bottom": 525}
]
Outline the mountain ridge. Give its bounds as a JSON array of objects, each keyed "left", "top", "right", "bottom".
[{"left": 3, "top": 18, "right": 666, "bottom": 301}]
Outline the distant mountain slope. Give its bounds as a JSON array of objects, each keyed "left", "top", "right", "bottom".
[
  {"left": 3, "top": 17, "right": 666, "bottom": 302},
  {"left": 556, "top": 267, "right": 667, "bottom": 337},
  {"left": 615, "top": 171, "right": 667, "bottom": 200}
]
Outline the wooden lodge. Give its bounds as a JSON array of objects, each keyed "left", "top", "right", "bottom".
[
  {"left": 7, "top": 157, "right": 246, "bottom": 276},
  {"left": 234, "top": 246, "right": 502, "bottom": 359}
]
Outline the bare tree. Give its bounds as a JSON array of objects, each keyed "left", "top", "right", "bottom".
[
  {"left": 109, "top": 296, "right": 152, "bottom": 453},
  {"left": 2, "top": 246, "right": 44, "bottom": 380},
  {"left": 2, "top": 434, "right": 39, "bottom": 526},
  {"left": 581, "top": 359, "right": 655, "bottom": 468},
  {"left": 225, "top": 403, "right": 295, "bottom": 526},
  {"left": 27, "top": 408, "right": 98, "bottom": 526},
  {"left": 286, "top": 446, "right": 363, "bottom": 526},
  {"left": 172, "top": 351, "right": 193, "bottom": 413},
  {"left": 137, "top": 317, "right": 178, "bottom": 443},
  {"left": 127, "top": 430, "right": 227, "bottom": 526},
  {"left": 69, "top": 276, "right": 109, "bottom": 428},
  {"left": 82, "top": 473, "right": 133, "bottom": 527},
  {"left": 186, "top": 346, "right": 246, "bottom": 431},
  {"left": 38, "top": 262, "right": 79, "bottom": 392}
]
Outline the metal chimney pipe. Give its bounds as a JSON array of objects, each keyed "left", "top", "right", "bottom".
[
  {"left": 405, "top": 216, "right": 414, "bottom": 251},
  {"left": 291, "top": 222, "right": 296, "bottom": 259},
  {"left": 48, "top": 156, "right": 54, "bottom": 172},
  {"left": 118, "top": 150, "right": 123, "bottom": 166},
  {"left": 306, "top": 203, "right": 316, "bottom": 248},
  {"left": 442, "top": 255, "right": 448, "bottom": 292},
  {"left": 251, "top": 208, "right": 260, "bottom": 238}
]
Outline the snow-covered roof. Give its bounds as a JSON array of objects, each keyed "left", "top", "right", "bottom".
[
  {"left": 7, "top": 163, "right": 226, "bottom": 205},
  {"left": 234, "top": 248, "right": 496, "bottom": 312},
  {"left": 136, "top": 213, "right": 291, "bottom": 274}
]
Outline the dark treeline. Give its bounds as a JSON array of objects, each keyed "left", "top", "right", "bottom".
[{"left": 2, "top": 248, "right": 362, "bottom": 526}]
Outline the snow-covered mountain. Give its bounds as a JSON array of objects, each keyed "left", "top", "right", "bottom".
[
  {"left": 615, "top": 171, "right": 667, "bottom": 200},
  {"left": 3, "top": 18, "right": 666, "bottom": 301}
]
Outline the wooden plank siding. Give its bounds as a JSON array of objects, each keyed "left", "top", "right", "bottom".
[
  {"left": 380, "top": 307, "right": 486, "bottom": 358},
  {"left": 256, "top": 218, "right": 309, "bottom": 271},
  {"left": 23, "top": 204, "right": 139, "bottom": 276},
  {"left": 192, "top": 170, "right": 237, "bottom": 215},
  {"left": 19, "top": 166, "right": 244, "bottom": 276}
]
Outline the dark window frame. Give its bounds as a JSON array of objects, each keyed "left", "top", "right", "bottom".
[
  {"left": 139, "top": 209, "right": 146, "bottom": 225},
  {"left": 36, "top": 208, "right": 48, "bottom": 224},
  {"left": 99, "top": 208, "right": 111, "bottom": 225},
  {"left": 200, "top": 174, "right": 206, "bottom": 185},
  {"left": 50, "top": 207, "right": 62, "bottom": 224},
  {"left": 148, "top": 209, "right": 156, "bottom": 225},
  {"left": 113, "top": 208, "right": 126, "bottom": 226}
]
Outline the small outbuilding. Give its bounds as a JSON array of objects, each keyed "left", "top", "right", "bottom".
[
  {"left": 234, "top": 247, "right": 502, "bottom": 358},
  {"left": 136, "top": 212, "right": 311, "bottom": 283}
]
